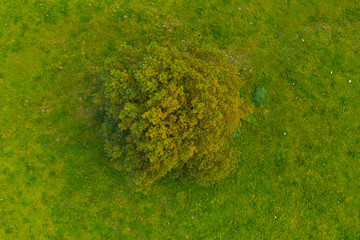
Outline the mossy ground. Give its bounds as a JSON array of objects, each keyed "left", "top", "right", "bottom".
[{"left": 1, "top": 0, "right": 359, "bottom": 239}]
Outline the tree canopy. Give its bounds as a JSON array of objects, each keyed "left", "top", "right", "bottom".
[{"left": 99, "top": 42, "right": 251, "bottom": 191}]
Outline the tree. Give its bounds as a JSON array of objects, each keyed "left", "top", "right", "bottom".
[{"left": 99, "top": 42, "right": 251, "bottom": 192}]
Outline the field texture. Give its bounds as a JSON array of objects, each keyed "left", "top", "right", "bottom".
[{"left": 1, "top": 0, "right": 359, "bottom": 239}]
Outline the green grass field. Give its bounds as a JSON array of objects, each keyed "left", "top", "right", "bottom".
[{"left": 1, "top": 0, "right": 359, "bottom": 239}]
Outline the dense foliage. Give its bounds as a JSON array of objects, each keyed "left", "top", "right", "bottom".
[{"left": 100, "top": 43, "right": 251, "bottom": 191}]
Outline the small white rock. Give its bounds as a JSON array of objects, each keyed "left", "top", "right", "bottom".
[
  {"left": 275, "top": 216, "right": 277, "bottom": 219},
  {"left": 349, "top": 80, "right": 352, "bottom": 83},
  {"left": 330, "top": 71, "right": 333, "bottom": 74},
  {"left": 284, "top": 132, "right": 287, "bottom": 136},
  {"left": 0, "top": 198, "right": 3, "bottom": 201}
]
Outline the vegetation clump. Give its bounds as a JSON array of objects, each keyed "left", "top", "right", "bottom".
[
  {"left": 100, "top": 43, "right": 251, "bottom": 191},
  {"left": 252, "top": 86, "right": 268, "bottom": 106}
]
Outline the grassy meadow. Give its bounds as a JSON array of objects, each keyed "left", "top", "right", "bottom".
[{"left": 1, "top": 0, "right": 359, "bottom": 239}]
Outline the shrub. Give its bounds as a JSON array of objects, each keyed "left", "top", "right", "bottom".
[
  {"left": 252, "top": 86, "right": 268, "bottom": 106},
  {"left": 100, "top": 42, "right": 251, "bottom": 192}
]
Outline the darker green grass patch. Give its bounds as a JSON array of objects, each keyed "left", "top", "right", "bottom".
[
  {"left": 241, "top": 113, "right": 256, "bottom": 125},
  {"left": 79, "top": 13, "right": 92, "bottom": 23},
  {"left": 0, "top": 51, "right": 7, "bottom": 60},
  {"left": 51, "top": 110, "right": 68, "bottom": 121},
  {"left": 9, "top": 40, "right": 23, "bottom": 52},
  {"left": 103, "top": 40, "right": 117, "bottom": 57},
  {"left": 12, "top": 12, "right": 25, "bottom": 25},
  {"left": 43, "top": 10, "right": 60, "bottom": 25},
  {"left": 273, "top": 154, "right": 288, "bottom": 173},
  {"left": 54, "top": 1, "right": 70, "bottom": 16},
  {"left": 49, "top": 170, "right": 57, "bottom": 177}
]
